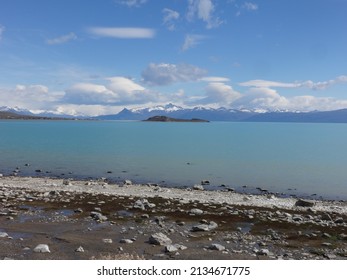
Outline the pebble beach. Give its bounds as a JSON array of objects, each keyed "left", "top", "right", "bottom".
[{"left": 0, "top": 176, "right": 346, "bottom": 260}]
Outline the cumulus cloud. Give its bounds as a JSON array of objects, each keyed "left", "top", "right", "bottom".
[
  {"left": 115, "top": 0, "right": 147, "bottom": 7},
  {"left": 0, "top": 84, "right": 63, "bottom": 110},
  {"left": 141, "top": 63, "right": 207, "bottom": 86},
  {"left": 230, "top": 86, "right": 347, "bottom": 112},
  {"left": 46, "top": 32, "right": 77, "bottom": 45},
  {"left": 88, "top": 27, "right": 155, "bottom": 39},
  {"left": 162, "top": 8, "right": 180, "bottom": 30},
  {"left": 197, "top": 82, "right": 241, "bottom": 105},
  {"left": 187, "top": 0, "right": 222, "bottom": 29},
  {"left": 181, "top": 34, "right": 206, "bottom": 51},
  {"left": 64, "top": 76, "right": 159, "bottom": 106}
]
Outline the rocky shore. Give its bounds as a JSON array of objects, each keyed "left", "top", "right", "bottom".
[{"left": 0, "top": 176, "right": 346, "bottom": 260}]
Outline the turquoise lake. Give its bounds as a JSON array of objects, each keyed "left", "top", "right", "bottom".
[{"left": 0, "top": 120, "right": 346, "bottom": 200}]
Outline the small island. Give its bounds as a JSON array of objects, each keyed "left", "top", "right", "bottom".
[{"left": 143, "top": 115, "right": 209, "bottom": 122}]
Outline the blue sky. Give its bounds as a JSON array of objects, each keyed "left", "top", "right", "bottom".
[{"left": 1, "top": 0, "right": 347, "bottom": 115}]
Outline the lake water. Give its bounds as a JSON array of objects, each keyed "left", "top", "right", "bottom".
[{"left": 0, "top": 120, "right": 346, "bottom": 200}]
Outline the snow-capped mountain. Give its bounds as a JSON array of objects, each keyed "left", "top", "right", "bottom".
[
  {"left": 0, "top": 106, "right": 79, "bottom": 119},
  {"left": 96, "top": 103, "right": 347, "bottom": 123},
  {"left": 97, "top": 104, "right": 258, "bottom": 121}
]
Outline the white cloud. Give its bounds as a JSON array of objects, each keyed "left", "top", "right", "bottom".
[
  {"left": 181, "top": 34, "right": 206, "bottom": 51},
  {"left": 239, "top": 75, "right": 347, "bottom": 90},
  {"left": 88, "top": 27, "right": 155, "bottom": 39},
  {"left": 187, "top": 0, "right": 222, "bottom": 29},
  {"left": 141, "top": 63, "right": 207, "bottom": 86},
  {"left": 115, "top": 0, "right": 147, "bottom": 8},
  {"left": 64, "top": 76, "right": 159, "bottom": 105},
  {"left": 230, "top": 87, "right": 347, "bottom": 112},
  {"left": 200, "top": 76, "right": 230, "bottom": 82},
  {"left": 162, "top": 8, "right": 180, "bottom": 31},
  {"left": 243, "top": 2, "right": 258, "bottom": 11},
  {"left": 198, "top": 82, "right": 241, "bottom": 105},
  {"left": 0, "top": 25, "right": 5, "bottom": 41},
  {"left": 46, "top": 32, "right": 77, "bottom": 45},
  {"left": 239, "top": 79, "right": 298, "bottom": 88},
  {"left": 0, "top": 84, "right": 63, "bottom": 110}
]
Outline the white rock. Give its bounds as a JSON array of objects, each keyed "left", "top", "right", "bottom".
[
  {"left": 0, "top": 232, "right": 9, "bottom": 238},
  {"left": 33, "top": 244, "right": 50, "bottom": 253},
  {"left": 102, "top": 239, "right": 113, "bottom": 243}
]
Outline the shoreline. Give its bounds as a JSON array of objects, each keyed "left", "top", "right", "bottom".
[{"left": 1, "top": 176, "right": 347, "bottom": 260}]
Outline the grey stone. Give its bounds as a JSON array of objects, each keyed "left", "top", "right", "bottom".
[
  {"left": 133, "top": 199, "right": 156, "bottom": 210},
  {"left": 191, "top": 221, "right": 218, "bottom": 232},
  {"left": 334, "top": 217, "right": 344, "bottom": 224},
  {"left": 102, "top": 239, "right": 113, "bottom": 243},
  {"left": 201, "top": 180, "right": 210, "bottom": 185},
  {"left": 192, "top": 185, "right": 204, "bottom": 191},
  {"left": 149, "top": 233, "right": 172, "bottom": 246},
  {"left": 33, "top": 244, "right": 50, "bottom": 253},
  {"left": 325, "top": 254, "right": 337, "bottom": 260},
  {"left": 257, "top": 249, "right": 270, "bottom": 256},
  {"left": 295, "top": 199, "right": 315, "bottom": 207},
  {"left": 209, "top": 244, "right": 225, "bottom": 251},
  {"left": 75, "top": 246, "right": 85, "bottom": 253},
  {"left": 120, "top": 239, "right": 134, "bottom": 244},
  {"left": 90, "top": 211, "right": 108, "bottom": 222},
  {"left": 123, "top": 180, "right": 132, "bottom": 186},
  {"left": 189, "top": 208, "right": 204, "bottom": 215},
  {"left": 339, "top": 233, "right": 347, "bottom": 240},
  {"left": 63, "top": 179, "right": 72, "bottom": 186},
  {"left": 165, "top": 245, "right": 178, "bottom": 253}
]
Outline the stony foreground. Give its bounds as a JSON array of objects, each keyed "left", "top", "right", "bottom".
[{"left": 0, "top": 176, "right": 347, "bottom": 260}]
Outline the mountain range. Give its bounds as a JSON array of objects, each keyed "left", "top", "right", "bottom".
[
  {"left": 2, "top": 104, "right": 347, "bottom": 123},
  {"left": 96, "top": 103, "right": 347, "bottom": 123}
]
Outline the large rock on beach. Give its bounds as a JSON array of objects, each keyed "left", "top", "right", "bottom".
[
  {"left": 90, "top": 211, "right": 108, "bottom": 222},
  {"left": 133, "top": 199, "right": 156, "bottom": 210},
  {"left": 33, "top": 244, "right": 50, "bottom": 253},
  {"left": 295, "top": 199, "right": 315, "bottom": 207},
  {"left": 149, "top": 233, "right": 172, "bottom": 246},
  {"left": 0, "top": 232, "right": 9, "bottom": 238},
  {"left": 208, "top": 244, "right": 225, "bottom": 251},
  {"left": 191, "top": 221, "right": 218, "bottom": 232}
]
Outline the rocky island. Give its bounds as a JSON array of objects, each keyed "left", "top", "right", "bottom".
[{"left": 143, "top": 116, "right": 209, "bottom": 122}]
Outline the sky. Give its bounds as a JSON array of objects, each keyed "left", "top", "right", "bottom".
[{"left": 0, "top": 0, "right": 347, "bottom": 116}]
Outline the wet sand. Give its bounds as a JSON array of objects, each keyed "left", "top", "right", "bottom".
[{"left": 0, "top": 176, "right": 346, "bottom": 260}]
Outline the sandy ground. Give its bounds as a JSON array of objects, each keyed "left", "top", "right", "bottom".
[{"left": 0, "top": 176, "right": 346, "bottom": 260}]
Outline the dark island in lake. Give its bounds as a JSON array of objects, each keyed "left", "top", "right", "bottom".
[{"left": 143, "top": 115, "right": 209, "bottom": 122}]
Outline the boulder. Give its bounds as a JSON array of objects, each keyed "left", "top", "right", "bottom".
[
  {"left": 295, "top": 199, "right": 315, "bottom": 207},
  {"left": 33, "top": 244, "right": 50, "bottom": 253},
  {"left": 0, "top": 232, "right": 9, "bottom": 238},
  {"left": 149, "top": 233, "right": 172, "bottom": 246},
  {"left": 193, "top": 185, "right": 204, "bottom": 191},
  {"left": 189, "top": 208, "right": 204, "bottom": 215},
  {"left": 208, "top": 244, "right": 225, "bottom": 251},
  {"left": 123, "top": 180, "right": 132, "bottom": 186},
  {"left": 133, "top": 199, "right": 156, "bottom": 210},
  {"left": 191, "top": 221, "right": 218, "bottom": 232},
  {"left": 90, "top": 211, "right": 108, "bottom": 222}
]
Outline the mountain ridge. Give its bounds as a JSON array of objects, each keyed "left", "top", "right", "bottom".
[{"left": 2, "top": 104, "right": 347, "bottom": 123}]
